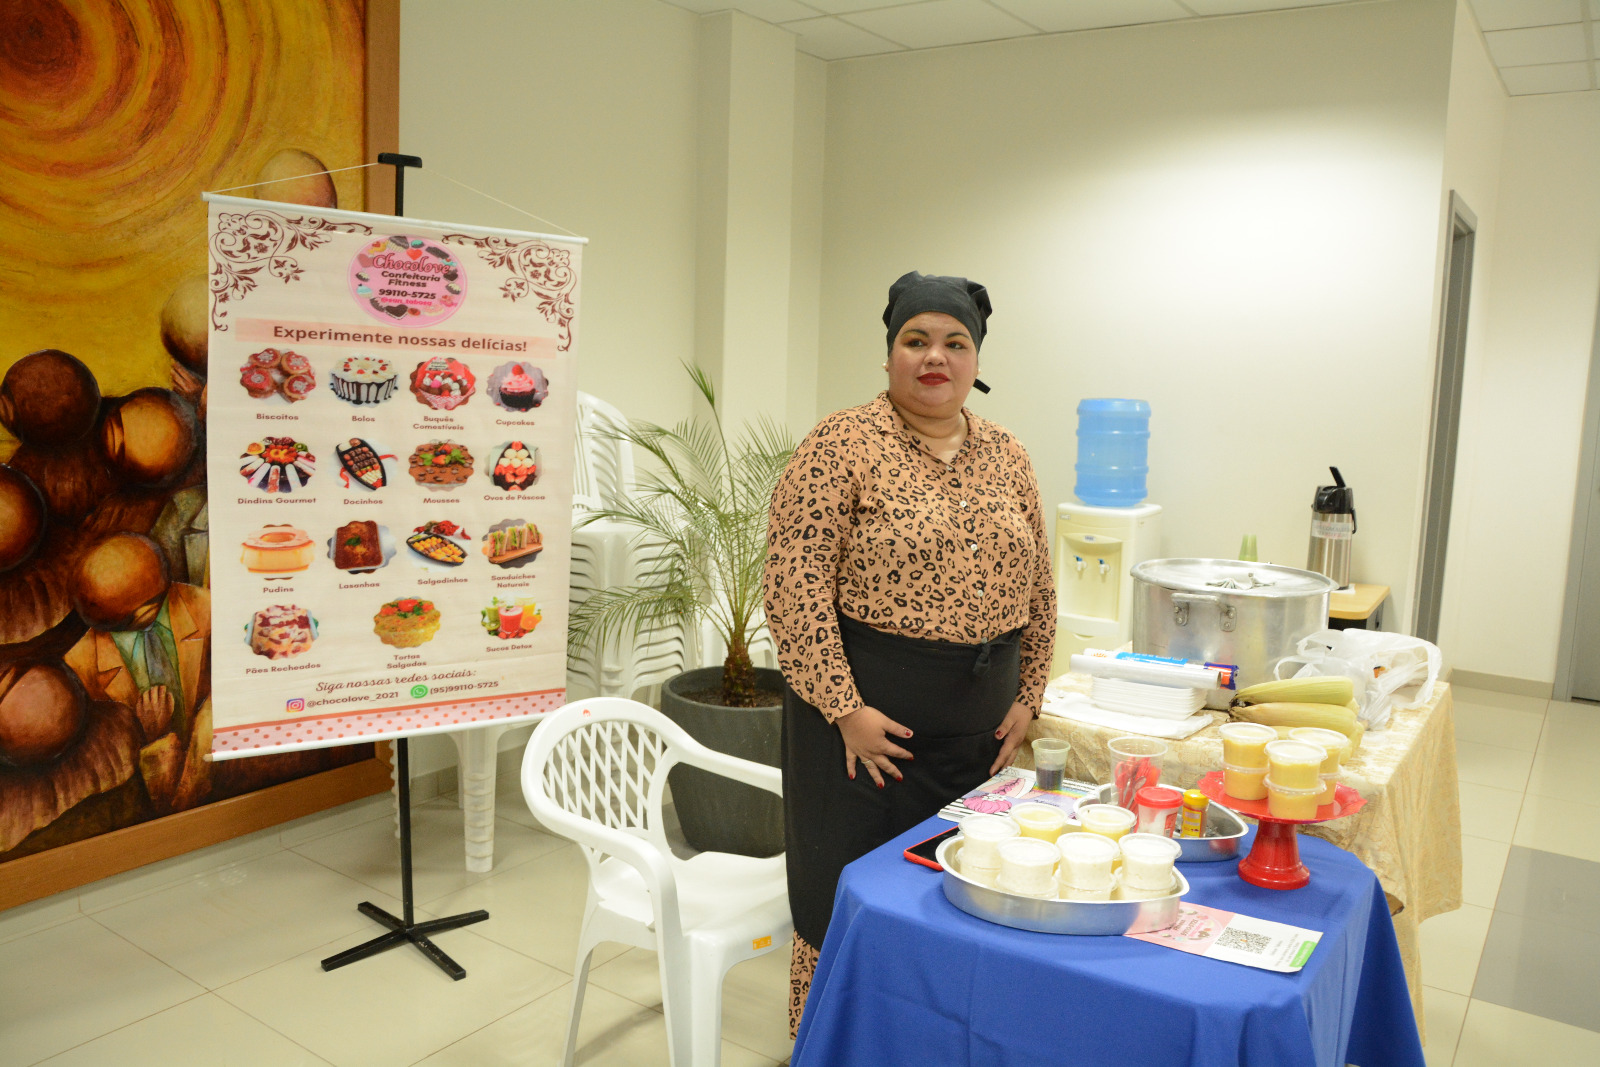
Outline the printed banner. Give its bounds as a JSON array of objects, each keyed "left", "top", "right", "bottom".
[{"left": 203, "top": 194, "right": 582, "bottom": 757}]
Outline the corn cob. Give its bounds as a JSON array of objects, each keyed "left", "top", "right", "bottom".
[
  {"left": 1233, "top": 676, "right": 1354, "bottom": 707},
  {"left": 1228, "top": 701, "right": 1359, "bottom": 738}
]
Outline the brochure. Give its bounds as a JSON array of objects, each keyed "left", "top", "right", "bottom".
[
  {"left": 1125, "top": 902, "right": 1322, "bottom": 972},
  {"left": 937, "top": 767, "right": 1096, "bottom": 823}
]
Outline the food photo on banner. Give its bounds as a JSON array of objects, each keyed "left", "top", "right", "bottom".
[{"left": 204, "top": 196, "right": 583, "bottom": 760}]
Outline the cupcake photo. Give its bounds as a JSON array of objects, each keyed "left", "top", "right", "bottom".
[{"left": 488, "top": 362, "right": 549, "bottom": 412}]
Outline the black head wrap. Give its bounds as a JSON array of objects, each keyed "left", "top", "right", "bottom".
[{"left": 882, "top": 271, "right": 992, "bottom": 393}]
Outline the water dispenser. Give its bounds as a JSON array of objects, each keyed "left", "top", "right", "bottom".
[{"left": 1050, "top": 501, "right": 1163, "bottom": 674}]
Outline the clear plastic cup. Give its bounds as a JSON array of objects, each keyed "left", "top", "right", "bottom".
[
  {"left": 1118, "top": 833, "right": 1183, "bottom": 891},
  {"left": 1031, "top": 737, "right": 1071, "bottom": 792},
  {"left": 1057, "top": 830, "right": 1118, "bottom": 889},
  {"left": 1108, "top": 736, "right": 1167, "bottom": 808},
  {"left": 1059, "top": 879, "right": 1114, "bottom": 902},
  {"left": 1223, "top": 762, "right": 1269, "bottom": 801},
  {"left": 1078, "top": 803, "right": 1137, "bottom": 841},
  {"left": 1011, "top": 801, "right": 1070, "bottom": 842},
  {"left": 961, "top": 858, "right": 1001, "bottom": 888},
  {"left": 996, "top": 837, "right": 1059, "bottom": 897},
  {"left": 1264, "top": 776, "right": 1323, "bottom": 820},
  {"left": 1266, "top": 739, "right": 1327, "bottom": 791},
  {"left": 1116, "top": 875, "right": 1178, "bottom": 901},
  {"left": 1289, "top": 727, "right": 1351, "bottom": 773},
  {"left": 1316, "top": 772, "right": 1338, "bottom": 806},
  {"left": 1219, "top": 721, "right": 1276, "bottom": 770},
  {"left": 957, "top": 813, "right": 1020, "bottom": 867}
]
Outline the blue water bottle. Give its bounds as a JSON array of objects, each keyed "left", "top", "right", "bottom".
[{"left": 1074, "top": 398, "right": 1150, "bottom": 506}]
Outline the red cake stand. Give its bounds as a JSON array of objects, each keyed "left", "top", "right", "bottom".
[{"left": 1196, "top": 772, "right": 1367, "bottom": 890}]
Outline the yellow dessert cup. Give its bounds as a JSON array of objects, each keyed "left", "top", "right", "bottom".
[
  {"left": 1219, "top": 721, "right": 1276, "bottom": 770},
  {"left": 1265, "top": 777, "right": 1322, "bottom": 820},
  {"left": 1223, "top": 763, "right": 1269, "bottom": 801},
  {"left": 1265, "top": 739, "right": 1326, "bottom": 791}
]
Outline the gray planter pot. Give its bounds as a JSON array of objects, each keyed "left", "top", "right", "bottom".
[{"left": 659, "top": 666, "right": 784, "bottom": 858}]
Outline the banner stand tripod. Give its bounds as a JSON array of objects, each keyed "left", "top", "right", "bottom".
[{"left": 321, "top": 153, "right": 489, "bottom": 980}]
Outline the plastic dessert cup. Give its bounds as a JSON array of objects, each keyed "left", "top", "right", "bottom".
[
  {"left": 1219, "top": 721, "right": 1276, "bottom": 769},
  {"left": 1057, "top": 831, "right": 1118, "bottom": 889},
  {"left": 958, "top": 813, "right": 1020, "bottom": 867},
  {"left": 1011, "top": 802, "right": 1070, "bottom": 842},
  {"left": 1118, "top": 833, "right": 1183, "bottom": 891},
  {"left": 1078, "top": 804, "right": 1137, "bottom": 841},
  {"left": 1059, "top": 880, "right": 1114, "bottom": 902},
  {"left": 1289, "top": 727, "right": 1352, "bottom": 773},
  {"left": 1031, "top": 737, "right": 1071, "bottom": 793},
  {"left": 1265, "top": 739, "right": 1327, "bottom": 791},
  {"left": 1116, "top": 876, "right": 1179, "bottom": 901},
  {"left": 961, "top": 858, "right": 1001, "bottom": 888},
  {"left": 1223, "top": 763, "right": 1269, "bottom": 801},
  {"left": 996, "top": 837, "right": 1059, "bottom": 897},
  {"left": 1264, "top": 777, "right": 1322, "bottom": 820},
  {"left": 1108, "top": 736, "right": 1167, "bottom": 808},
  {"left": 1316, "top": 773, "right": 1338, "bottom": 806}
]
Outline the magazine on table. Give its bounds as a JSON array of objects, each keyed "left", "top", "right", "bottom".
[{"left": 937, "top": 767, "right": 1097, "bottom": 823}]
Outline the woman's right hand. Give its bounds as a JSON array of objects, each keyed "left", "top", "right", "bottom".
[{"left": 836, "top": 706, "right": 914, "bottom": 788}]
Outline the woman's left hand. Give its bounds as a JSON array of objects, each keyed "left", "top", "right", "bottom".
[{"left": 989, "top": 701, "right": 1034, "bottom": 774}]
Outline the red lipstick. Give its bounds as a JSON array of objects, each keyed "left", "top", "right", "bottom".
[{"left": 917, "top": 373, "right": 949, "bottom": 385}]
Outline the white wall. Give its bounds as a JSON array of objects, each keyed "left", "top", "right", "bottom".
[
  {"left": 1444, "top": 87, "right": 1600, "bottom": 682},
  {"left": 1434, "top": 0, "right": 1506, "bottom": 671},
  {"left": 817, "top": 0, "right": 1458, "bottom": 631},
  {"left": 399, "top": 0, "right": 702, "bottom": 433}
]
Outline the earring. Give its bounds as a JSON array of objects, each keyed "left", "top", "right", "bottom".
[{"left": 881, "top": 363, "right": 888, "bottom": 371}]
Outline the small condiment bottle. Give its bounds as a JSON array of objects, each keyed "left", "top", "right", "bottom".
[
  {"left": 1134, "top": 785, "right": 1184, "bottom": 838},
  {"left": 1179, "top": 789, "right": 1210, "bottom": 838}
]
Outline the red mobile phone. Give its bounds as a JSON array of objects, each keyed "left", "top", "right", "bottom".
[{"left": 903, "top": 825, "right": 961, "bottom": 871}]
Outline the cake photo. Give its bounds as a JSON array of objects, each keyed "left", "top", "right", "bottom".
[
  {"left": 240, "top": 437, "right": 315, "bottom": 493},
  {"left": 373, "top": 597, "right": 441, "bottom": 648},
  {"left": 328, "top": 355, "right": 399, "bottom": 405},
  {"left": 408, "top": 440, "right": 474, "bottom": 488},
  {"left": 491, "top": 442, "right": 538, "bottom": 492},
  {"left": 335, "top": 438, "right": 390, "bottom": 491},
  {"left": 489, "top": 362, "right": 549, "bottom": 412},
  {"left": 246, "top": 604, "right": 317, "bottom": 659},
  {"left": 241, "top": 525, "right": 314, "bottom": 575},
  {"left": 238, "top": 347, "right": 316, "bottom": 404},
  {"left": 482, "top": 520, "right": 542, "bottom": 568},
  {"left": 328, "top": 520, "right": 392, "bottom": 574},
  {"left": 410, "top": 357, "right": 475, "bottom": 410}
]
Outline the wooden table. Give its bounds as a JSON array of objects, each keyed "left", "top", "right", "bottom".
[
  {"left": 1022, "top": 680, "right": 1461, "bottom": 1025},
  {"left": 1329, "top": 582, "right": 1390, "bottom": 629}
]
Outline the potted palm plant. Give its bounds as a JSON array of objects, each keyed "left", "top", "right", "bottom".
[{"left": 568, "top": 364, "right": 794, "bottom": 856}]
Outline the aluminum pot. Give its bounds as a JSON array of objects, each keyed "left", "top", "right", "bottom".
[{"left": 1130, "top": 559, "right": 1336, "bottom": 708}]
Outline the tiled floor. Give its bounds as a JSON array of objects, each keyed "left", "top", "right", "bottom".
[
  {"left": 1420, "top": 688, "right": 1600, "bottom": 1065},
  {"left": 0, "top": 771, "right": 793, "bottom": 1066},
  {"left": 3, "top": 685, "right": 1597, "bottom": 1065}
]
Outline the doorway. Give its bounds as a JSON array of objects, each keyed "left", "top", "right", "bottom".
[
  {"left": 1556, "top": 283, "right": 1600, "bottom": 704},
  {"left": 1414, "top": 193, "right": 1475, "bottom": 644}
]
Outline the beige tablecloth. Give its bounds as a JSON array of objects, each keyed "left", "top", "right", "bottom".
[{"left": 1022, "top": 678, "right": 1462, "bottom": 1023}]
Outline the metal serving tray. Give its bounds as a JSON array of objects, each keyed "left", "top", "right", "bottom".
[
  {"left": 1091, "top": 784, "right": 1247, "bottom": 862},
  {"left": 936, "top": 837, "right": 1188, "bottom": 936}
]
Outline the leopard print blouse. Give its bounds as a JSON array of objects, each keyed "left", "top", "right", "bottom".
[{"left": 763, "top": 392, "right": 1056, "bottom": 723}]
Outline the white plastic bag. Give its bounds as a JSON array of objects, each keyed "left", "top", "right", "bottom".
[{"left": 1274, "top": 629, "right": 1441, "bottom": 731}]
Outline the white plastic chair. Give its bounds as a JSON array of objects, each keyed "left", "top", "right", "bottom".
[{"left": 521, "top": 698, "right": 791, "bottom": 1067}]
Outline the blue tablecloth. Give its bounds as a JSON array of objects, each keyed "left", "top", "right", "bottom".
[{"left": 793, "top": 820, "right": 1423, "bottom": 1067}]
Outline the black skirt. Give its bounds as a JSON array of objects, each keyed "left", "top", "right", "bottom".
[{"left": 782, "top": 614, "right": 1022, "bottom": 949}]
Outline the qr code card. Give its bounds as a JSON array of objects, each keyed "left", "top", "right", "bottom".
[{"left": 1126, "top": 903, "right": 1322, "bottom": 972}]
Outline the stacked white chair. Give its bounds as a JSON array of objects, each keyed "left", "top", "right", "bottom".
[
  {"left": 522, "top": 698, "right": 790, "bottom": 1067},
  {"left": 569, "top": 391, "right": 698, "bottom": 701}
]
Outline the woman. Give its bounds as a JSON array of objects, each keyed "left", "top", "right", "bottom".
[{"left": 763, "top": 271, "right": 1057, "bottom": 1038}]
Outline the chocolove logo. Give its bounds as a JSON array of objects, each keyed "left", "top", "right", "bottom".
[{"left": 350, "top": 236, "right": 466, "bottom": 326}]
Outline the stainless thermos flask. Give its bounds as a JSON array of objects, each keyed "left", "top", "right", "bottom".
[{"left": 1307, "top": 466, "right": 1355, "bottom": 589}]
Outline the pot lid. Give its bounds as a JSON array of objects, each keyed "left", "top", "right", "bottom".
[{"left": 1131, "top": 558, "right": 1337, "bottom": 597}]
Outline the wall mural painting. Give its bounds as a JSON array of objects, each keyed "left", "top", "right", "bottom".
[{"left": 0, "top": 0, "right": 376, "bottom": 864}]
